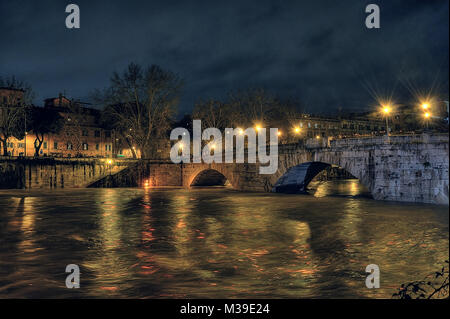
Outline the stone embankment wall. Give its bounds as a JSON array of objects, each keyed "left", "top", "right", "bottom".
[
  {"left": 0, "top": 157, "right": 126, "bottom": 189},
  {"left": 88, "top": 161, "right": 181, "bottom": 188}
]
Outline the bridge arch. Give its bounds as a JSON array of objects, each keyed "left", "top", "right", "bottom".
[
  {"left": 184, "top": 164, "right": 237, "bottom": 189},
  {"left": 190, "top": 169, "right": 229, "bottom": 187},
  {"left": 270, "top": 158, "right": 372, "bottom": 196}
]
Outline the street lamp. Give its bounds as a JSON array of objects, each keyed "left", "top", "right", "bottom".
[
  {"left": 424, "top": 112, "right": 431, "bottom": 130},
  {"left": 382, "top": 105, "right": 391, "bottom": 136},
  {"left": 421, "top": 103, "right": 430, "bottom": 110},
  {"left": 107, "top": 159, "right": 113, "bottom": 175}
]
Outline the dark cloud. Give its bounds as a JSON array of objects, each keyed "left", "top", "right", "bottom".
[{"left": 0, "top": 0, "right": 448, "bottom": 115}]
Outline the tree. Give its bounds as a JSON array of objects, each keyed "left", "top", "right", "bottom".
[
  {"left": 0, "top": 76, "right": 33, "bottom": 156},
  {"left": 192, "top": 88, "right": 304, "bottom": 137},
  {"left": 95, "top": 63, "right": 183, "bottom": 159},
  {"left": 393, "top": 260, "right": 449, "bottom": 299},
  {"left": 29, "top": 107, "right": 64, "bottom": 156},
  {"left": 192, "top": 99, "right": 231, "bottom": 130}
]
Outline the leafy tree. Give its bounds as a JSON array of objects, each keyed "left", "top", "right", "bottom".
[
  {"left": 95, "top": 63, "right": 183, "bottom": 159},
  {"left": 29, "top": 107, "right": 64, "bottom": 156}
]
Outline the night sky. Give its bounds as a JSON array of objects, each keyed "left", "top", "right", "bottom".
[{"left": 1, "top": 0, "right": 448, "bottom": 116}]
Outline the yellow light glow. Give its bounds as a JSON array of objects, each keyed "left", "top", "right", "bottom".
[
  {"left": 255, "top": 125, "right": 262, "bottom": 132},
  {"left": 211, "top": 144, "right": 216, "bottom": 149},
  {"left": 237, "top": 128, "right": 244, "bottom": 135},
  {"left": 421, "top": 103, "right": 429, "bottom": 110},
  {"left": 316, "top": 135, "right": 320, "bottom": 139},
  {"left": 424, "top": 112, "right": 431, "bottom": 118},
  {"left": 277, "top": 131, "right": 282, "bottom": 136},
  {"left": 107, "top": 159, "right": 113, "bottom": 165},
  {"left": 383, "top": 106, "right": 390, "bottom": 114},
  {"left": 178, "top": 143, "right": 183, "bottom": 149},
  {"left": 294, "top": 127, "right": 300, "bottom": 133}
]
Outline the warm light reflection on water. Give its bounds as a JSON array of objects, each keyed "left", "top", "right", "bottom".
[{"left": 0, "top": 185, "right": 448, "bottom": 298}]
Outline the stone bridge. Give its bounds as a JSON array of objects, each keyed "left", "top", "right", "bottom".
[{"left": 91, "top": 134, "right": 449, "bottom": 205}]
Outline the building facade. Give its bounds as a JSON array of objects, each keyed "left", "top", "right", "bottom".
[{"left": 1, "top": 91, "right": 116, "bottom": 158}]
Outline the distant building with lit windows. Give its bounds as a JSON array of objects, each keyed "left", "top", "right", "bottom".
[{"left": 1, "top": 91, "right": 120, "bottom": 158}]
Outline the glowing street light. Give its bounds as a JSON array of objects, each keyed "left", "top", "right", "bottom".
[
  {"left": 421, "top": 103, "right": 430, "bottom": 110},
  {"left": 277, "top": 130, "right": 282, "bottom": 136},
  {"left": 423, "top": 112, "right": 432, "bottom": 130},
  {"left": 255, "top": 124, "right": 262, "bottom": 132},
  {"left": 237, "top": 128, "right": 244, "bottom": 135},
  {"left": 381, "top": 105, "right": 391, "bottom": 136}
]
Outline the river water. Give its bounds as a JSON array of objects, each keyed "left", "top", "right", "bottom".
[{"left": 0, "top": 180, "right": 448, "bottom": 299}]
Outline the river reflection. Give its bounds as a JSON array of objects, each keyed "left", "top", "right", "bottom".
[{"left": 0, "top": 182, "right": 448, "bottom": 298}]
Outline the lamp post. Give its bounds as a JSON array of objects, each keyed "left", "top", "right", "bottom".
[
  {"left": 382, "top": 106, "right": 391, "bottom": 136},
  {"left": 424, "top": 112, "right": 431, "bottom": 130},
  {"left": 107, "top": 159, "right": 113, "bottom": 175}
]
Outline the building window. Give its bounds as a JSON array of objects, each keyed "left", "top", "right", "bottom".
[
  {"left": 94, "top": 130, "right": 100, "bottom": 137},
  {"left": 307, "top": 122, "right": 311, "bottom": 128},
  {"left": 54, "top": 142, "right": 58, "bottom": 150},
  {"left": 7, "top": 142, "right": 14, "bottom": 148},
  {"left": 82, "top": 143, "right": 89, "bottom": 151},
  {"left": 105, "top": 131, "right": 111, "bottom": 138},
  {"left": 300, "top": 122, "right": 303, "bottom": 128},
  {"left": 95, "top": 144, "right": 99, "bottom": 150},
  {"left": 43, "top": 142, "right": 47, "bottom": 149},
  {"left": 18, "top": 143, "right": 25, "bottom": 148},
  {"left": 105, "top": 144, "right": 111, "bottom": 151},
  {"left": 67, "top": 143, "right": 73, "bottom": 150},
  {"left": 82, "top": 130, "right": 89, "bottom": 136}
]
